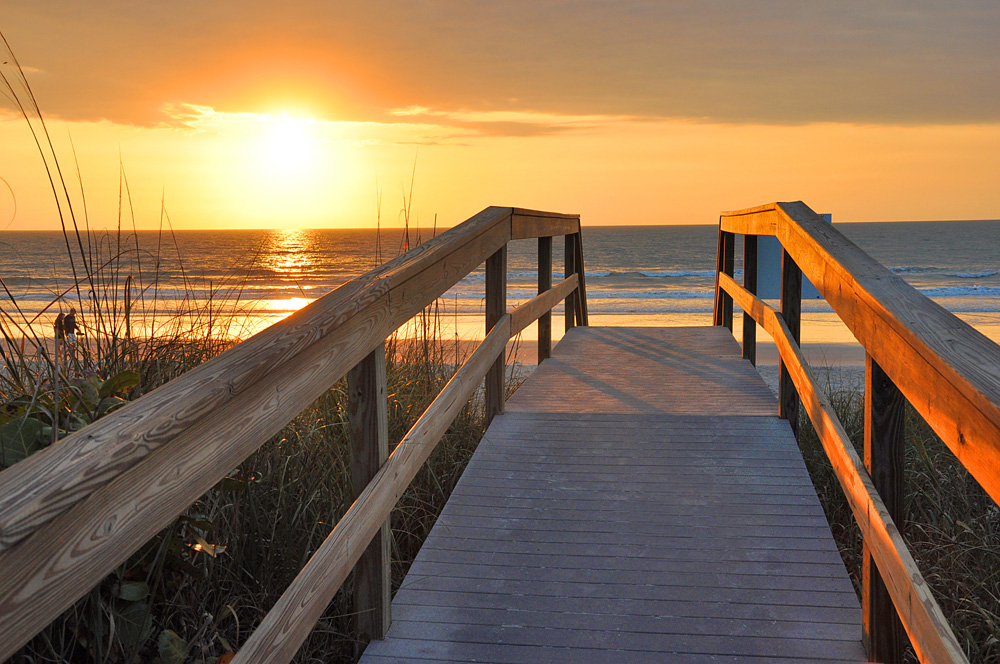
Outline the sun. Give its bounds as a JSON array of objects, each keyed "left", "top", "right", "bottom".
[{"left": 259, "top": 114, "right": 316, "bottom": 178}]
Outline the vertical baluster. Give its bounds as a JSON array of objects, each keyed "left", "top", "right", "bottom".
[
  {"left": 538, "top": 236, "right": 552, "bottom": 362},
  {"left": 779, "top": 250, "right": 802, "bottom": 437},
  {"left": 713, "top": 225, "right": 735, "bottom": 329},
  {"left": 485, "top": 245, "right": 507, "bottom": 427},
  {"left": 348, "top": 343, "right": 390, "bottom": 641},
  {"left": 742, "top": 234, "right": 758, "bottom": 365},
  {"left": 565, "top": 234, "right": 577, "bottom": 333},
  {"left": 574, "top": 231, "right": 589, "bottom": 326},
  {"left": 863, "top": 355, "right": 907, "bottom": 662}
]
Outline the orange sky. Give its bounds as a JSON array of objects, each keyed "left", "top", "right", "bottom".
[{"left": 2, "top": 2, "right": 999, "bottom": 230}]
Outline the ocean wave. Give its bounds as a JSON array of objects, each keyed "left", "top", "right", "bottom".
[
  {"left": 891, "top": 266, "right": 1000, "bottom": 280},
  {"left": 890, "top": 266, "right": 937, "bottom": 275},
  {"left": 921, "top": 285, "right": 1000, "bottom": 298}
]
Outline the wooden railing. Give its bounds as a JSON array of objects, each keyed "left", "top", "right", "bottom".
[
  {"left": 0, "top": 206, "right": 588, "bottom": 663},
  {"left": 714, "top": 201, "right": 1000, "bottom": 664}
]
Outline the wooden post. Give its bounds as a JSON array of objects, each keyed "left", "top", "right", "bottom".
[
  {"left": 538, "top": 236, "right": 552, "bottom": 362},
  {"left": 347, "top": 343, "right": 390, "bottom": 641},
  {"left": 564, "top": 234, "right": 577, "bottom": 333},
  {"left": 863, "top": 354, "right": 907, "bottom": 662},
  {"left": 742, "top": 235, "right": 758, "bottom": 365},
  {"left": 573, "top": 232, "right": 589, "bottom": 326},
  {"left": 485, "top": 245, "right": 507, "bottom": 427},
  {"left": 713, "top": 226, "right": 734, "bottom": 330},
  {"left": 779, "top": 249, "right": 801, "bottom": 437}
]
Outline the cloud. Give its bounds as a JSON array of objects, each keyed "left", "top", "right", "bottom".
[
  {"left": 162, "top": 102, "right": 488, "bottom": 147},
  {"left": 2, "top": 1, "right": 999, "bottom": 127},
  {"left": 389, "top": 106, "right": 637, "bottom": 137}
]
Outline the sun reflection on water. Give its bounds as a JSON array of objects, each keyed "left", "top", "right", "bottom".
[
  {"left": 267, "top": 297, "right": 314, "bottom": 312},
  {"left": 263, "top": 228, "right": 315, "bottom": 282},
  {"left": 260, "top": 229, "right": 317, "bottom": 321}
]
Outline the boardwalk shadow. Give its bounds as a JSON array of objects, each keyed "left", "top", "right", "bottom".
[{"left": 507, "top": 326, "right": 776, "bottom": 415}]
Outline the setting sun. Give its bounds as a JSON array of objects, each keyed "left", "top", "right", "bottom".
[
  {"left": 259, "top": 115, "right": 316, "bottom": 179},
  {"left": 2, "top": 4, "right": 1000, "bottom": 663}
]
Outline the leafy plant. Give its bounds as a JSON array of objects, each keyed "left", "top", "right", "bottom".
[{"left": 0, "top": 369, "right": 138, "bottom": 469}]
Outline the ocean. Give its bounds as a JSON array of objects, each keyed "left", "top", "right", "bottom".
[{"left": 3, "top": 221, "right": 999, "bottom": 361}]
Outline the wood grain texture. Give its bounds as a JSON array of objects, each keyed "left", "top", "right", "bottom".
[
  {"left": 719, "top": 203, "right": 780, "bottom": 236},
  {"left": 863, "top": 355, "right": 907, "bottom": 662},
  {"left": 510, "top": 210, "right": 580, "bottom": 241},
  {"left": 537, "top": 236, "right": 552, "bottom": 361},
  {"left": 0, "top": 289, "right": 398, "bottom": 662},
  {"left": 721, "top": 201, "right": 1000, "bottom": 505},
  {"left": 0, "top": 206, "right": 513, "bottom": 556},
  {"left": 231, "top": 315, "right": 512, "bottom": 664},
  {"left": 510, "top": 275, "right": 577, "bottom": 337},
  {"left": 0, "top": 205, "right": 585, "bottom": 659},
  {"left": 718, "top": 273, "right": 968, "bottom": 664},
  {"left": 348, "top": 344, "right": 391, "bottom": 641},
  {"left": 360, "top": 327, "right": 864, "bottom": 663}
]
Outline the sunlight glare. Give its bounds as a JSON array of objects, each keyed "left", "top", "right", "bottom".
[
  {"left": 268, "top": 297, "right": 314, "bottom": 312},
  {"left": 259, "top": 115, "right": 316, "bottom": 178}
]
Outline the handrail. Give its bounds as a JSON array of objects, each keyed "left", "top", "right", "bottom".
[
  {"left": 715, "top": 201, "right": 1000, "bottom": 663},
  {"left": 0, "top": 206, "right": 588, "bottom": 662},
  {"left": 719, "top": 273, "right": 963, "bottom": 662},
  {"left": 720, "top": 202, "right": 1000, "bottom": 498},
  {"left": 233, "top": 314, "right": 512, "bottom": 661}
]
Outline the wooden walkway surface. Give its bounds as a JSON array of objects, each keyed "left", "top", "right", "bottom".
[{"left": 360, "top": 326, "right": 865, "bottom": 663}]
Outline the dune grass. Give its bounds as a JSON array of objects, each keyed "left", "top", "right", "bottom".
[
  {"left": 5, "top": 320, "right": 501, "bottom": 664},
  {"left": 0, "top": 210, "right": 510, "bottom": 663},
  {"left": 795, "top": 374, "right": 1000, "bottom": 663},
  {"left": 2, "top": 36, "right": 516, "bottom": 661}
]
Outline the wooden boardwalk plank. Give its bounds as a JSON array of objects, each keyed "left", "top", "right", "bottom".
[
  {"left": 360, "top": 327, "right": 864, "bottom": 663},
  {"left": 505, "top": 327, "right": 777, "bottom": 415},
  {"left": 390, "top": 589, "right": 863, "bottom": 625}
]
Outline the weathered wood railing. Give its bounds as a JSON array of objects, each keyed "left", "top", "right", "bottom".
[
  {"left": 714, "top": 201, "right": 1000, "bottom": 664},
  {"left": 0, "top": 206, "right": 588, "bottom": 662}
]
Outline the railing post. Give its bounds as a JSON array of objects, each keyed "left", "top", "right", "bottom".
[
  {"left": 485, "top": 245, "right": 507, "bottom": 427},
  {"left": 564, "top": 235, "right": 577, "bottom": 332},
  {"left": 573, "top": 231, "right": 589, "bottom": 326},
  {"left": 779, "top": 249, "right": 801, "bottom": 437},
  {"left": 863, "top": 354, "right": 907, "bottom": 662},
  {"left": 713, "top": 225, "right": 734, "bottom": 330},
  {"left": 742, "top": 234, "right": 757, "bottom": 365},
  {"left": 538, "top": 236, "right": 552, "bottom": 362},
  {"left": 347, "top": 343, "right": 390, "bottom": 641}
]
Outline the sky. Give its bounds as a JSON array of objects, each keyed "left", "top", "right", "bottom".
[{"left": 2, "top": 1, "right": 999, "bottom": 230}]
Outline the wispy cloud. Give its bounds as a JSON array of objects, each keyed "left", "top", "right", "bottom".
[
  {"left": 388, "top": 106, "right": 636, "bottom": 137},
  {"left": 162, "top": 103, "right": 486, "bottom": 147},
  {"left": 5, "top": 1, "right": 999, "bottom": 127}
]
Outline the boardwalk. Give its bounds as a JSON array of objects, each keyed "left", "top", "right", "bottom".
[{"left": 360, "top": 326, "right": 865, "bottom": 663}]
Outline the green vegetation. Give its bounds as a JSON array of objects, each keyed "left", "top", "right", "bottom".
[
  {"left": 3, "top": 318, "right": 493, "bottom": 663},
  {"left": 797, "top": 375, "right": 1000, "bottom": 663}
]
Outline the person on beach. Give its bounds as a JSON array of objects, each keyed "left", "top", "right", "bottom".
[
  {"left": 54, "top": 312, "right": 65, "bottom": 341},
  {"left": 64, "top": 307, "right": 79, "bottom": 344}
]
